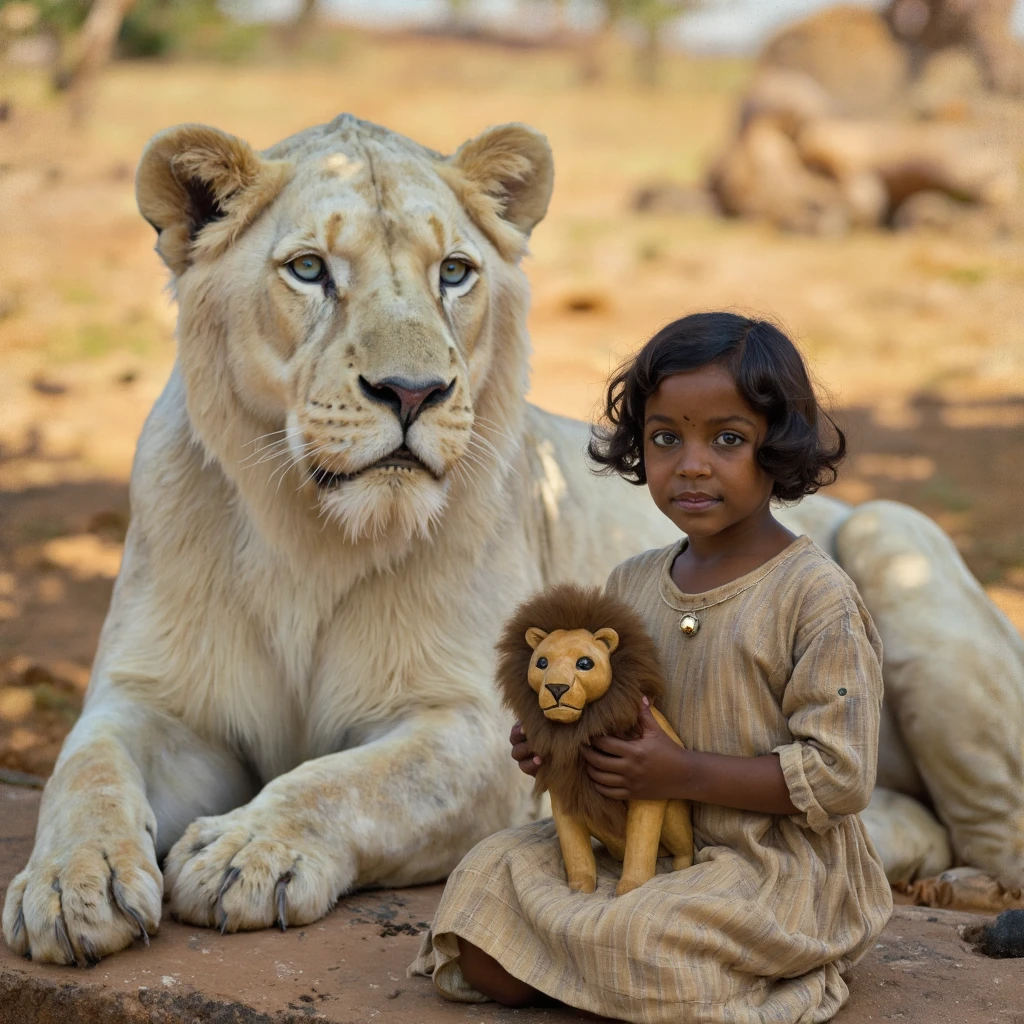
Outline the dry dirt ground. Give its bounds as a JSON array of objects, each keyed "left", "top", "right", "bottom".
[
  {"left": 1, "top": 784, "right": 1022, "bottom": 1023},
  {"left": 0, "top": 32, "right": 1022, "bottom": 778}
]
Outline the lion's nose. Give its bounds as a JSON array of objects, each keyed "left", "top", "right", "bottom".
[
  {"left": 545, "top": 683, "right": 570, "bottom": 702},
  {"left": 359, "top": 375, "right": 454, "bottom": 427}
]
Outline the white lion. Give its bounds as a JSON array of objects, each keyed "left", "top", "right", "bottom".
[{"left": 3, "top": 115, "right": 1022, "bottom": 965}]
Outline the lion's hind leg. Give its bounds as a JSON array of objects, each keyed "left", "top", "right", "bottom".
[
  {"left": 836, "top": 500, "right": 1024, "bottom": 888},
  {"left": 618, "top": 800, "right": 668, "bottom": 896},
  {"left": 647, "top": 707, "right": 694, "bottom": 871},
  {"left": 661, "top": 800, "right": 694, "bottom": 870}
]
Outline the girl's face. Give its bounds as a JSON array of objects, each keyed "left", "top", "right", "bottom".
[{"left": 643, "top": 364, "right": 774, "bottom": 540}]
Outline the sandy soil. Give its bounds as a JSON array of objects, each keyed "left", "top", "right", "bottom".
[
  {"left": 0, "top": 31, "right": 1023, "bottom": 775},
  {"left": 1, "top": 784, "right": 1021, "bottom": 1024}
]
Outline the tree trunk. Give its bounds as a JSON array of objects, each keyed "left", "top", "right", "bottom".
[
  {"left": 634, "top": 22, "right": 661, "bottom": 86},
  {"left": 885, "top": 0, "right": 1024, "bottom": 95},
  {"left": 296, "top": 0, "right": 319, "bottom": 27},
  {"left": 58, "top": 0, "right": 138, "bottom": 123},
  {"left": 282, "top": 0, "right": 320, "bottom": 48},
  {"left": 971, "top": 0, "right": 1024, "bottom": 95},
  {"left": 580, "top": 0, "right": 625, "bottom": 84}
]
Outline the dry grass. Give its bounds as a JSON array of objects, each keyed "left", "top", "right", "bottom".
[{"left": 1, "top": 31, "right": 1022, "bottom": 773}]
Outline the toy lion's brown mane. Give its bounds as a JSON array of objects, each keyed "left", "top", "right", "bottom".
[{"left": 496, "top": 582, "right": 668, "bottom": 841}]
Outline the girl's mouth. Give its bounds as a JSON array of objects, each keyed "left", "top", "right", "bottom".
[{"left": 672, "top": 493, "right": 721, "bottom": 512}]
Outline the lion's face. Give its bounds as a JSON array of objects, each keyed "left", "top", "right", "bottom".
[
  {"left": 136, "top": 116, "right": 553, "bottom": 544},
  {"left": 524, "top": 626, "right": 620, "bottom": 724}
]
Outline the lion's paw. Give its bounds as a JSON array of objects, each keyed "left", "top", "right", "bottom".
[
  {"left": 2, "top": 838, "right": 161, "bottom": 965},
  {"left": 567, "top": 875, "right": 597, "bottom": 893},
  {"left": 165, "top": 808, "right": 350, "bottom": 933},
  {"left": 615, "top": 876, "right": 644, "bottom": 897}
]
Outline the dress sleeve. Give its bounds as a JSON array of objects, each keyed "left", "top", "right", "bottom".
[
  {"left": 604, "top": 559, "right": 629, "bottom": 600},
  {"left": 773, "top": 591, "right": 884, "bottom": 834}
]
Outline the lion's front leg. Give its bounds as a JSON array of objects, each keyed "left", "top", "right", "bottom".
[
  {"left": 3, "top": 695, "right": 256, "bottom": 964},
  {"left": 2, "top": 735, "right": 160, "bottom": 965},
  {"left": 165, "top": 704, "right": 513, "bottom": 932}
]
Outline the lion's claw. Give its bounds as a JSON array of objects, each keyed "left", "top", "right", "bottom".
[
  {"left": 52, "top": 895, "right": 78, "bottom": 967},
  {"left": 276, "top": 871, "right": 293, "bottom": 932},
  {"left": 110, "top": 875, "right": 150, "bottom": 947},
  {"left": 165, "top": 810, "right": 347, "bottom": 933},
  {"left": 216, "top": 866, "right": 242, "bottom": 933},
  {"left": 2, "top": 836, "right": 162, "bottom": 965}
]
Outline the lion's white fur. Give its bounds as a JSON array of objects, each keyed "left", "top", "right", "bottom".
[{"left": 4, "top": 114, "right": 1023, "bottom": 965}]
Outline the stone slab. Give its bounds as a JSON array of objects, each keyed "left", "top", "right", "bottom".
[{"left": 1, "top": 785, "right": 1021, "bottom": 1023}]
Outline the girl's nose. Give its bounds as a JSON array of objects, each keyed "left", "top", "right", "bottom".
[{"left": 675, "top": 445, "right": 711, "bottom": 478}]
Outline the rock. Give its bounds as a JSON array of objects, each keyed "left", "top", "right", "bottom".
[{"left": 961, "top": 909, "right": 1024, "bottom": 958}]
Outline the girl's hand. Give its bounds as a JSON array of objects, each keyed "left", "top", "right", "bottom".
[
  {"left": 582, "top": 698, "right": 689, "bottom": 801},
  {"left": 584, "top": 699, "right": 800, "bottom": 814},
  {"left": 510, "top": 722, "right": 541, "bottom": 777}
]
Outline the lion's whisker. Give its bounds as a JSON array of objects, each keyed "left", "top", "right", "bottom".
[
  {"left": 270, "top": 441, "right": 333, "bottom": 492},
  {"left": 242, "top": 436, "right": 325, "bottom": 470},
  {"left": 243, "top": 429, "right": 288, "bottom": 449}
]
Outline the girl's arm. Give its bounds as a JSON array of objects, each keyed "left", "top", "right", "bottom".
[
  {"left": 582, "top": 698, "right": 799, "bottom": 814},
  {"left": 586, "top": 592, "right": 884, "bottom": 825}
]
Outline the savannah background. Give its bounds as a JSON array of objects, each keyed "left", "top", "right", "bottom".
[{"left": 1, "top": 0, "right": 1023, "bottom": 783}]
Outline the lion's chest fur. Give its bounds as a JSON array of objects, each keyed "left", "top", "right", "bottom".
[
  {"left": 103, "top": 406, "right": 524, "bottom": 781},
  {"left": 153, "top": 550, "right": 503, "bottom": 780}
]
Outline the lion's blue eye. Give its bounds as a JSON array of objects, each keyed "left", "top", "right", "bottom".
[
  {"left": 288, "top": 254, "right": 325, "bottom": 282},
  {"left": 576, "top": 657, "right": 594, "bottom": 671},
  {"left": 536, "top": 657, "right": 548, "bottom": 669},
  {"left": 440, "top": 258, "right": 471, "bottom": 288}
]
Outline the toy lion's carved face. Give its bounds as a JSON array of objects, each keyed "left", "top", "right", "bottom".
[{"left": 525, "top": 626, "right": 620, "bottom": 723}]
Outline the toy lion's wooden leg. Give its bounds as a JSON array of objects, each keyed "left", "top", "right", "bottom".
[
  {"left": 617, "top": 799, "right": 667, "bottom": 896},
  {"left": 662, "top": 799, "right": 694, "bottom": 870},
  {"left": 649, "top": 706, "right": 694, "bottom": 871},
  {"left": 600, "top": 834, "right": 626, "bottom": 861},
  {"left": 550, "top": 793, "right": 597, "bottom": 893}
]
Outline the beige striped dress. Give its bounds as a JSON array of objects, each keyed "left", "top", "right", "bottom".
[{"left": 410, "top": 535, "right": 893, "bottom": 1023}]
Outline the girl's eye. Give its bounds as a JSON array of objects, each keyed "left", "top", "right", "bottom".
[
  {"left": 440, "top": 258, "right": 472, "bottom": 288},
  {"left": 575, "top": 657, "right": 594, "bottom": 671},
  {"left": 716, "top": 431, "right": 745, "bottom": 447},
  {"left": 536, "top": 657, "right": 548, "bottom": 669},
  {"left": 288, "top": 254, "right": 326, "bottom": 283},
  {"left": 651, "top": 431, "right": 679, "bottom": 448}
]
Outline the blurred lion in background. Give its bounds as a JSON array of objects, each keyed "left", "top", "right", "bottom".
[
  {"left": 710, "top": 4, "right": 1021, "bottom": 235},
  {"left": 2, "top": 113, "right": 1022, "bottom": 965}
]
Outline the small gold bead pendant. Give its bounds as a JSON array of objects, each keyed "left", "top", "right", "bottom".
[{"left": 679, "top": 613, "right": 700, "bottom": 637}]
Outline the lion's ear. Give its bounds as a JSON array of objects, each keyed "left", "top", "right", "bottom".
[
  {"left": 136, "top": 124, "right": 292, "bottom": 276},
  {"left": 442, "top": 124, "right": 554, "bottom": 260},
  {"left": 593, "top": 628, "right": 620, "bottom": 654},
  {"left": 525, "top": 627, "right": 549, "bottom": 650}
]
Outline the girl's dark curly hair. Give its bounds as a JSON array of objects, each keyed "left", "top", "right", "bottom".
[{"left": 588, "top": 312, "right": 846, "bottom": 502}]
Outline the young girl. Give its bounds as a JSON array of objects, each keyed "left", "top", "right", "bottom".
[{"left": 410, "top": 312, "right": 892, "bottom": 1023}]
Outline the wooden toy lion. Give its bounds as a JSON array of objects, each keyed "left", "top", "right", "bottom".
[{"left": 497, "top": 583, "right": 693, "bottom": 896}]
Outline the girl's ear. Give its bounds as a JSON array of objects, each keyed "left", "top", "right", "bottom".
[
  {"left": 593, "top": 628, "right": 620, "bottom": 653},
  {"left": 525, "top": 627, "right": 549, "bottom": 650}
]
